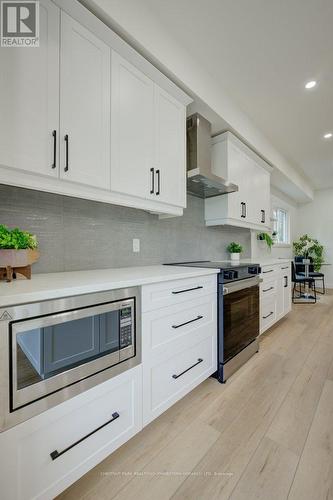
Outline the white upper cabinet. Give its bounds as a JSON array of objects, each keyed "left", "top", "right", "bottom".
[
  {"left": 205, "top": 132, "right": 272, "bottom": 230},
  {"left": 111, "top": 52, "right": 155, "bottom": 200},
  {"left": 0, "top": 0, "right": 191, "bottom": 215},
  {"left": 60, "top": 12, "right": 111, "bottom": 189},
  {"left": 111, "top": 54, "right": 186, "bottom": 209},
  {"left": 154, "top": 87, "right": 186, "bottom": 208},
  {"left": 0, "top": 0, "right": 60, "bottom": 177}
]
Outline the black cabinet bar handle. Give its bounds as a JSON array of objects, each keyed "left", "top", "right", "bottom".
[
  {"left": 263, "top": 286, "right": 274, "bottom": 292},
  {"left": 244, "top": 202, "right": 247, "bottom": 218},
  {"left": 263, "top": 269, "right": 274, "bottom": 274},
  {"left": 172, "top": 315, "right": 203, "bottom": 329},
  {"left": 64, "top": 134, "right": 69, "bottom": 172},
  {"left": 150, "top": 168, "right": 155, "bottom": 194},
  {"left": 50, "top": 412, "right": 119, "bottom": 461},
  {"left": 156, "top": 169, "right": 160, "bottom": 196},
  {"left": 172, "top": 358, "right": 203, "bottom": 379},
  {"left": 52, "top": 130, "right": 57, "bottom": 169},
  {"left": 241, "top": 202, "right": 245, "bottom": 218},
  {"left": 281, "top": 266, "right": 289, "bottom": 270},
  {"left": 261, "top": 209, "right": 265, "bottom": 223},
  {"left": 284, "top": 276, "right": 288, "bottom": 287},
  {"left": 172, "top": 286, "right": 203, "bottom": 295},
  {"left": 263, "top": 312, "right": 274, "bottom": 319}
]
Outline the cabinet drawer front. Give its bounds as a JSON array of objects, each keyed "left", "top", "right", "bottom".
[
  {"left": 142, "top": 295, "right": 216, "bottom": 358},
  {"left": 9, "top": 367, "right": 142, "bottom": 500},
  {"left": 260, "top": 279, "right": 277, "bottom": 298},
  {"left": 143, "top": 335, "right": 216, "bottom": 424},
  {"left": 260, "top": 296, "right": 277, "bottom": 334},
  {"left": 142, "top": 274, "right": 217, "bottom": 312},
  {"left": 261, "top": 265, "right": 278, "bottom": 282}
]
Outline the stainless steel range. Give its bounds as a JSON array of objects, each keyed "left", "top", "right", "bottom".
[
  {"left": 166, "top": 261, "right": 261, "bottom": 382},
  {"left": 0, "top": 287, "right": 141, "bottom": 431}
]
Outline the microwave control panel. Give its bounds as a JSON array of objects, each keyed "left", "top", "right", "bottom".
[{"left": 119, "top": 306, "right": 133, "bottom": 348}]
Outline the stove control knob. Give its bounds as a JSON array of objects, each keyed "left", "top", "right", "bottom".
[
  {"left": 224, "top": 270, "right": 238, "bottom": 280},
  {"left": 248, "top": 266, "right": 259, "bottom": 275}
]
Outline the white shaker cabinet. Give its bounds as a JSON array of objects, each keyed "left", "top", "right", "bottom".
[
  {"left": 276, "top": 263, "right": 292, "bottom": 321},
  {"left": 111, "top": 53, "right": 186, "bottom": 208},
  {"left": 111, "top": 52, "right": 155, "bottom": 200},
  {"left": 154, "top": 86, "right": 186, "bottom": 208},
  {"left": 205, "top": 132, "right": 272, "bottom": 230},
  {"left": 0, "top": 0, "right": 191, "bottom": 216},
  {"left": 60, "top": 12, "right": 111, "bottom": 189},
  {"left": 0, "top": 0, "right": 60, "bottom": 178},
  {"left": 260, "top": 262, "right": 291, "bottom": 334}
]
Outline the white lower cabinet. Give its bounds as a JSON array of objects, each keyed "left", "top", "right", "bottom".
[
  {"left": 260, "top": 262, "right": 291, "bottom": 334},
  {"left": 0, "top": 275, "right": 217, "bottom": 499},
  {"left": 0, "top": 365, "right": 142, "bottom": 500},
  {"left": 141, "top": 275, "right": 217, "bottom": 425}
]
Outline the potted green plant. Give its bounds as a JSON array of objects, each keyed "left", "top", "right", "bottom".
[
  {"left": 257, "top": 232, "right": 274, "bottom": 250},
  {"left": 227, "top": 242, "right": 243, "bottom": 261},
  {"left": 293, "top": 234, "right": 324, "bottom": 271},
  {"left": 0, "top": 225, "right": 39, "bottom": 280}
]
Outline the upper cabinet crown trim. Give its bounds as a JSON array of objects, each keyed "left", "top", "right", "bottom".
[
  {"left": 54, "top": 0, "right": 192, "bottom": 106},
  {"left": 212, "top": 131, "right": 273, "bottom": 174}
]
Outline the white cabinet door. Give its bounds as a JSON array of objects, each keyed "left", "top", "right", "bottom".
[
  {"left": 225, "top": 142, "right": 248, "bottom": 222},
  {"left": 276, "top": 267, "right": 292, "bottom": 321},
  {"left": 111, "top": 52, "right": 155, "bottom": 200},
  {"left": 154, "top": 86, "right": 186, "bottom": 207},
  {"left": 250, "top": 163, "right": 271, "bottom": 227},
  {"left": 60, "top": 12, "right": 110, "bottom": 189},
  {"left": 276, "top": 275, "right": 284, "bottom": 321},
  {"left": 283, "top": 271, "right": 292, "bottom": 315},
  {"left": 0, "top": 0, "right": 60, "bottom": 177}
]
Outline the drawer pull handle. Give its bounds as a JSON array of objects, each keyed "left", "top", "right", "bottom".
[
  {"left": 281, "top": 266, "right": 289, "bottom": 270},
  {"left": 263, "top": 286, "right": 274, "bottom": 293},
  {"left": 50, "top": 412, "right": 120, "bottom": 461},
  {"left": 172, "top": 358, "right": 203, "bottom": 379},
  {"left": 172, "top": 315, "right": 203, "bottom": 329},
  {"left": 172, "top": 286, "right": 203, "bottom": 295},
  {"left": 263, "top": 312, "right": 274, "bottom": 319},
  {"left": 263, "top": 269, "right": 274, "bottom": 274}
]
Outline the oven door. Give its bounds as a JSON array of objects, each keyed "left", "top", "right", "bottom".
[
  {"left": 11, "top": 298, "right": 135, "bottom": 411},
  {"left": 222, "top": 278, "right": 260, "bottom": 364}
]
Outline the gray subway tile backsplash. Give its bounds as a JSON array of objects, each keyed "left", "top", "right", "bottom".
[{"left": 0, "top": 184, "right": 251, "bottom": 273}]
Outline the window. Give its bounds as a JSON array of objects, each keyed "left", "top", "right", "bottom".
[{"left": 273, "top": 208, "right": 290, "bottom": 245}]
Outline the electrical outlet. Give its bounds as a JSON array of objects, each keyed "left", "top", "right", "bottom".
[{"left": 133, "top": 238, "right": 140, "bottom": 253}]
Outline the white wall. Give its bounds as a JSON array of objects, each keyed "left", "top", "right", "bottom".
[
  {"left": 295, "top": 189, "right": 333, "bottom": 287},
  {"left": 251, "top": 188, "right": 297, "bottom": 260}
]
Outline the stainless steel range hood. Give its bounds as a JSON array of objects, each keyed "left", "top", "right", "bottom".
[{"left": 186, "top": 113, "right": 238, "bottom": 198}]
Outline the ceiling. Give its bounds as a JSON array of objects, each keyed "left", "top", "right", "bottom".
[{"left": 138, "top": 0, "right": 333, "bottom": 190}]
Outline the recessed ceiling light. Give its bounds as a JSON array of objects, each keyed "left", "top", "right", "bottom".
[
  {"left": 324, "top": 132, "right": 333, "bottom": 139},
  {"left": 305, "top": 80, "right": 317, "bottom": 89}
]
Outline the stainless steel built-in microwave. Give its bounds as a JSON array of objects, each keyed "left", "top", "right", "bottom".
[{"left": 0, "top": 287, "right": 141, "bottom": 431}]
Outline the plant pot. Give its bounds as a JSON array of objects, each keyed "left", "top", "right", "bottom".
[
  {"left": 230, "top": 252, "right": 240, "bottom": 261},
  {"left": 0, "top": 249, "right": 40, "bottom": 268}
]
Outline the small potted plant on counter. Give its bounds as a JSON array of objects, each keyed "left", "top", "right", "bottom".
[
  {"left": 227, "top": 242, "right": 243, "bottom": 261},
  {"left": 0, "top": 225, "right": 39, "bottom": 282}
]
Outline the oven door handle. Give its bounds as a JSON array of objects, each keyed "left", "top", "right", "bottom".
[{"left": 222, "top": 277, "right": 262, "bottom": 295}]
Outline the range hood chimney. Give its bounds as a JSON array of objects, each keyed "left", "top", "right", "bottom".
[{"left": 186, "top": 113, "right": 238, "bottom": 198}]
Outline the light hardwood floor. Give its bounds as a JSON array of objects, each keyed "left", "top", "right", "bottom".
[{"left": 58, "top": 292, "right": 333, "bottom": 500}]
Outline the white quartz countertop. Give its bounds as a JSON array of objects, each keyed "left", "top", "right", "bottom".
[{"left": 0, "top": 265, "right": 219, "bottom": 308}]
